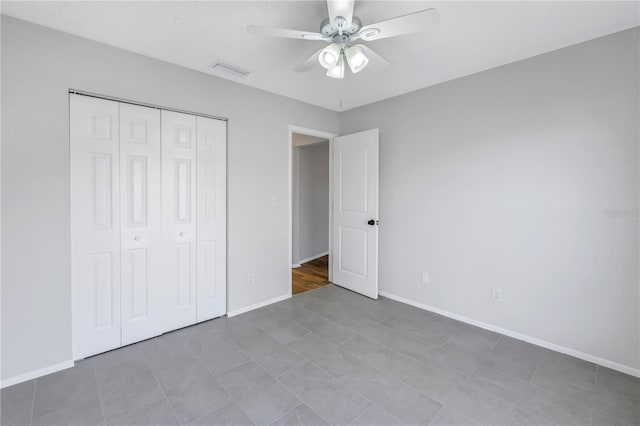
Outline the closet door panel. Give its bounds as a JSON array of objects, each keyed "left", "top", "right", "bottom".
[
  {"left": 196, "top": 116, "right": 227, "bottom": 321},
  {"left": 119, "top": 103, "right": 163, "bottom": 345},
  {"left": 70, "top": 94, "right": 121, "bottom": 359},
  {"left": 162, "top": 110, "right": 197, "bottom": 330}
]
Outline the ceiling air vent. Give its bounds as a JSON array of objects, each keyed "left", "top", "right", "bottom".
[{"left": 209, "top": 61, "right": 252, "bottom": 78}]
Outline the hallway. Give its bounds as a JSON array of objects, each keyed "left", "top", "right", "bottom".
[{"left": 292, "top": 255, "right": 330, "bottom": 295}]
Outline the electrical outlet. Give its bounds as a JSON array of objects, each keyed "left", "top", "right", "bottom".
[
  {"left": 421, "top": 272, "right": 429, "bottom": 284},
  {"left": 247, "top": 273, "right": 254, "bottom": 284},
  {"left": 491, "top": 288, "right": 503, "bottom": 303}
]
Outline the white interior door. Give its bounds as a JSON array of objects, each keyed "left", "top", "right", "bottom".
[
  {"left": 162, "top": 110, "right": 197, "bottom": 330},
  {"left": 70, "top": 94, "right": 122, "bottom": 359},
  {"left": 331, "top": 129, "right": 379, "bottom": 299},
  {"left": 119, "top": 103, "right": 164, "bottom": 345},
  {"left": 196, "top": 116, "right": 227, "bottom": 321}
]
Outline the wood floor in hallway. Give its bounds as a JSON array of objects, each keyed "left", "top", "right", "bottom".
[{"left": 292, "top": 255, "right": 330, "bottom": 295}]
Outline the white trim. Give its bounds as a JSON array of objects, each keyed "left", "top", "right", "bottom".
[
  {"left": 296, "top": 251, "right": 329, "bottom": 266},
  {"left": 289, "top": 126, "right": 337, "bottom": 142},
  {"left": 288, "top": 125, "right": 338, "bottom": 299},
  {"left": 226, "top": 293, "right": 290, "bottom": 318},
  {"left": 1, "top": 360, "right": 75, "bottom": 389},
  {"left": 292, "top": 264, "right": 301, "bottom": 268},
  {"left": 379, "top": 291, "right": 640, "bottom": 378}
]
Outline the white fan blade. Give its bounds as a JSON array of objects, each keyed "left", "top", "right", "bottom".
[
  {"left": 360, "top": 45, "right": 390, "bottom": 69},
  {"left": 327, "top": 0, "right": 355, "bottom": 28},
  {"left": 247, "top": 25, "right": 328, "bottom": 41},
  {"left": 357, "top": 8, "right": 439, "bottom": 41},
  {"left": 294, "top": 48, "right": 324, "bottom": 72}
]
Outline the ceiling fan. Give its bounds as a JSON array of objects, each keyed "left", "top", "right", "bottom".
[{"left": 247, "top": 0, "right": 439, "bottom": 79}]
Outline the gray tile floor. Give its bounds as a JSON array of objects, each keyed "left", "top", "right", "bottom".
[{"left": 2, "top": 284, "right": 639, "bottom": 426}]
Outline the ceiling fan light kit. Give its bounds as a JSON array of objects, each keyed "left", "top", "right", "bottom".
[
  {"left": 326, "top": 54, "right": 345, "bottom": 79},
  {"left": 345, "top": 45, "right": 368, "bottom": 73},
  {"left": 319, "top": 43, "right": 369, "bottom": 77},
  {"left": 248, "top": 0, "right": 438, "bottom": 79},
  {"left": 319, "top": 42, "right": 343, "bottom": 69}
]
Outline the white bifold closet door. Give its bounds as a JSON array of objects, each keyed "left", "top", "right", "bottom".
[
  {"left": 161, "top": 111, "right": 198, "bottom": 329},
  {"left": 119, "top": 103, "right": 164, "bottom": 345},
  {"left": 71, "top": 95, "right": 122, "bottom": 359},
  {"left": 71, "top": 94, "right": 226, "bottom": 360},
  {"left": 195, "top": 116, "right": 227, "bottom": 322},
  {"left": 161, "top": 111, "right": 227, "bottom": 328}
]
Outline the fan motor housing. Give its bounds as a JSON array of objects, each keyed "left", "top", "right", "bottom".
[{"left": 320, "top": 17, "right": 362, "bottom": 43}]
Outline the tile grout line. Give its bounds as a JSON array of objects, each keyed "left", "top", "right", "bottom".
[
  {"left": 270, "top": 322, "right": 383, "bottom": 425},
  {"left": 433, "top": 338, "right": 538, "bottom": 385},
  {"left": 274, "top": 358, "right": 370, "bottom": 426},
  {"left": 285, "top": 321, "right": 419, "bottom": 396},
  {"left": 188, "top": 329, "right": 254, "bottom": 424},
  {"left": 437, "top": 331, "right": 454, "bottom": 348},
  {"left": 528, "top": 362, "right": 539, "bottom": 384},
  {"left": 140, "top": 350, "right": 182, "bottom": 426},
  {"left": 347, "top": 406, "right": 370, "bottom": 426},
  {"left": 352, "top": 326, "right": 465, "bottom": 377},
  {"left": 383, "top": 311, "right": 454, "bottom": 348},
  {"left": 302, "top": 303, "right": 492, "bottom": 394},
  {"left": 523, "top": 380, "right": 613, "bottom": 425},
  {"left": 266, "top": 402, "right": 304, "bottom": 425},
  {"left": 492, "top": 334, "right": 504, "bottom": 350},
  {"left": 507, "top": 404, "right": 519, "bottom": 426},
  {"left": 338, "top": 332, "right": 422, "bottom": 381},
  {"left": 219, "top": 330, "right": 299, "bottom": 425},
  {"left": 440, "top": 404, "right": 479, "bottom": 425},
  {"left": 232, "top": 327, "right": 309, "bottom": 381},
  {"left": 243, "top": 349, "right": 322, "bottom": 425},
  {"left": 399, "top": 365, "right": 416, "bottom": 382},
  {"left": 394, "top": 357, "right": 524, "bottom": 423},
  {"left": 464, "top": 365, "right": 480, "bottom": 383},
  {"left": 272, "top": 373, "right": 338, "bottom": 426},
  {"left": 426, "top": 405, "right": 445, "bottom": 426},
  {"left": 28, "top": 377, "right": 37, "bottom": 426},
  {"left": 330, "top": 351, "right": 446, "bottom": 424},
  {"left": 88, "top": 361, "right": 108, "bottom": 426},
  {"left": 284, "top": 336, "right": 377, "bottom": 411},
  {"left": 516, "top": 405, "right": 559, "bottom": 426}
]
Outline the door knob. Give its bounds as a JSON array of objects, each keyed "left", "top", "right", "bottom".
[
  {"left": 367, "top": 219, "right": 378, "bottom": 226},
  {"left": 179, "top": 232, "right": 185, "bottom": 237},
  {"left": 133, "top": 235, "right": 141, "bottom": 241}
]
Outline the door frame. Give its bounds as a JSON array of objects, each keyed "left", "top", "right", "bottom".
[{"left": 288, "top": 125, "right": 338, "bottom": 297}]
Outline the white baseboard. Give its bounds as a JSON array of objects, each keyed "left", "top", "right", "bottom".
[
  {"left": 227, "top": 293, "right": 291, "bottom": 318},
  {"left": 295, "top": 251, "right": 329, "bottom": 266},
  {"left": 379, "top": 291, "right": 640, "bottom": 378},
  {"left": 1, "top": 359, "right": 75, "bottom": 389},
  {"left": 291, "top": 264, "right": 301, "bottom": 268}
]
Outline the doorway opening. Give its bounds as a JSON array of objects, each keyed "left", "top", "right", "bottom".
[{"left": 289, "top": 126, "right": 337, "bottom": 296}]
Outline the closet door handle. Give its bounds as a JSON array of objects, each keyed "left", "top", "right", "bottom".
[
  {"left": 179, "top": 232, "right": 186, "bottom": 237},
  {"left": 133, "top": 235, "right": 141, "bottom": 241}
]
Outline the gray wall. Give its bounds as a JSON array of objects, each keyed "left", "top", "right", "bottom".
[
  {"left": 340, "top": 27, "right": 640, "bottom": 370},
  {"left": 292, "top": 141, "right": 330, "bottom": 264},
  {"left": 0, "top": 16, "right": 339, "bottom": 381}
]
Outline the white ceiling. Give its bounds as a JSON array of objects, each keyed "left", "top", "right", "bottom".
[{"left": 2, "top": 1, "right": 638, "bottom": 111}]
